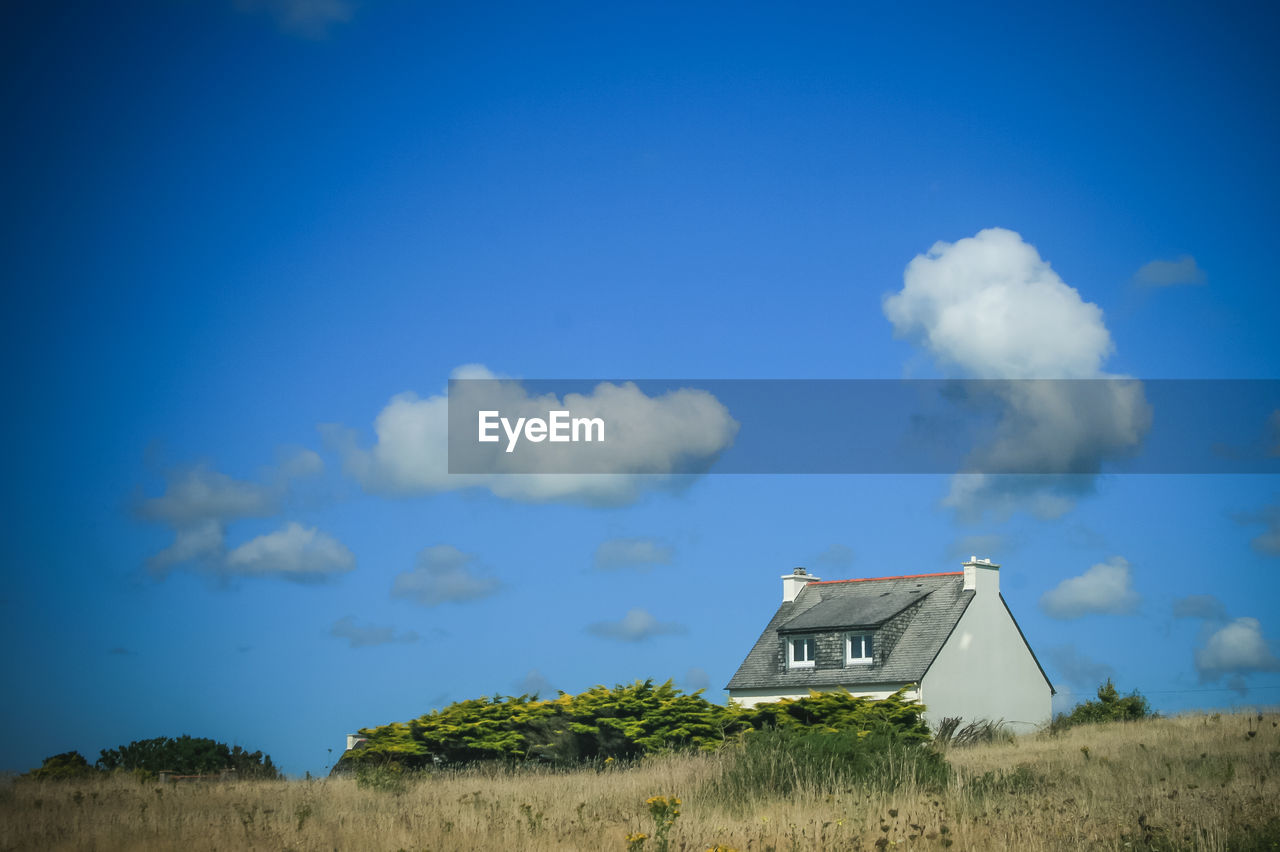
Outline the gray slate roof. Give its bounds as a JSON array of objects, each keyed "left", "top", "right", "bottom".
[
  {"left": 725, "top": 574, "right": 974, "bottom": 691},
  {"left": 779, "top": 589, "right": 924, "bottom": 632}
]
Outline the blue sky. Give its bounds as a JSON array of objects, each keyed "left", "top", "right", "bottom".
[{"left": 3, "top": 0, "right": 1279, "bottom": 777}]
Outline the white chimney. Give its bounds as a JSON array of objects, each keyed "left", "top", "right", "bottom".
[
  {"left": 962, "top": 556, "right": 1000, "bottom": 594},
  {"left": 782, "top": 566, "right": 819, "bottom": 602}
]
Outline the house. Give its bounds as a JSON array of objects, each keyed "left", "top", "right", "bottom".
[{"left": 726, "top": 558, "right": 1053, "bottom": 732}]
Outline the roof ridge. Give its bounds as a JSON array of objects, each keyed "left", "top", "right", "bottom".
[{"left": 809, "top": 571, "right": 963, "bottom": 585}]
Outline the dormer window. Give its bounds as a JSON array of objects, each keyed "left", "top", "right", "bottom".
[
  {"left": 788, "top": 636, "right": 815, "bottom": 669},
  {"left": 846, "top": 633, "right": 874, "bottom": 665}
]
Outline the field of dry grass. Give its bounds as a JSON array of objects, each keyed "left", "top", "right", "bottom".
[{"left": 3, "top": 711, "right": 1277, "bottom": 851}]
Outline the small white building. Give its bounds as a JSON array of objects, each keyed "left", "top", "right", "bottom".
[{"left": 725, "top": 559, "right": 1053, "bottom": 733}]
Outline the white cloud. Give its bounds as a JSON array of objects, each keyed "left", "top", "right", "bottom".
[
  {"left": 138, "top": 453, "right": 331, "bottom": 577},
  {"left": 882, "top": 228, "right": 1150, "bottom": 519},
  {"left": 275, "top": 447, "right": 324, "bottom": 481},
  {"left": 1045, "top": 644, "right": 1115, "bottom": 689},
  {"left": 684, "top": 666, "right": 710, "bottom": 692},
  {"left": 885, "top": 228, "right": 1113, "bottom": 380},
  {"left": 225, "top": 522, "right": 356, "bottom": 581},
  {"left": 329, "top": 615, "right": 418, "bottom": 648},
  {"left": 944, "top": 474, "right": 1085, "bottom": 521},
  {"left": 958, "top": 381, "right": 1149, "bottom": 474},
  {"left": 1241, "top": 503, "right": 1280, "bottom": 556},
  {"left": 812, "top": 544, "right": 854, "bottom": 570},
  {"left": 515, "top": 669, "right": 555, "bottom": 696},
  {"left": 1039, "top": 556, "right": 1141, "bottom": 619},
  {"left": 1194, "top": 617, "right": 1280, "bottom": 682},
  {"left": 586, "top": 608, "right": 687, "bottom": 642},
  {"left": 148, "top": 519, "right": 226, "bottom": 575},
  {"left": 1173, "top": 594, "right": 1229, "bottom": 621},
  {"left": 325, "top": 364, "right": 738, "bottom": 507},
  {"left": 593, "top": 537, "right": 675, "bottom": 571},
  {"left": 1174, "top": 596, "right": 1278, "bottom": 689},
  {"left": 138, "top": 464, "right": 276, "bottom": 527},
  {"left": 942, "top": 380, "right": 1151, "bottom": 519},
  {"left": 391, "top": 545, "right": 501, "bottom": 606},
  {"left": 235, "top": 0, "right": 352, "bottom": 38},
  {"left": 1132, "top": 255, "right": 1207, "bottom": 287}
]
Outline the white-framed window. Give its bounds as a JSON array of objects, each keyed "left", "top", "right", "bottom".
[
  {"left": 846, "top": 633, "right": 874, "bottom": 665},
  {"left": 788, "top": 636, "right": 816, "bottom": 669}
]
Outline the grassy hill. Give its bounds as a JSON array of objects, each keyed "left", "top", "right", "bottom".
[{"left": 2, "top": 710, "right": 1276, "bottom": 851}]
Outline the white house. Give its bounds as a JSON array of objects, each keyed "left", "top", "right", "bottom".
[{"left": 725, "top": 558, "right": 1053, "bottom": 733}]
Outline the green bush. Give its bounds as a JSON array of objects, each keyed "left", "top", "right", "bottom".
[
  {"left": 736, "top": 686, "right": 932, "bottom": 742},
  {"left": 1050, "top": 679, "right": 1154, "bottom": 733},
  {"left": 336, "top": 683, "right": 938, "bottom": 772},
  {"left": 337, "top": 680, "right": 749, "bottom": 770},
  {"left": 28, "top": 737, "right": 279, "bottom": 781},
  {"left": 24, "top": 751, "right": 96, "bottom": 780},
  {"left": 95, "top": 735, "right": 280, "bottom": 778}
]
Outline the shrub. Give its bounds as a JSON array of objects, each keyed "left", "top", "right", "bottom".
[
  {"left": 337, "top": 681, "right": 748, "bottom": 770},
  {"left": 735, "top": 686, "right": 931, "bottom": 742},
  {"left": 1050, "top": 679, "right": 1154, "bottom": 733},
  {"left": 96, "top": 736, "right": 280, "bottom": 779},
  {"left": 336, "top": 682, "right": 937, "bottom": 775},
  {"left": 24, "top": 751, "right": 96, "bottom": 781}
]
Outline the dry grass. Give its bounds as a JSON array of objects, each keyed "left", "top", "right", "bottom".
[{"left": 3, "top": 711, "right": 1278, "bottom": 851}]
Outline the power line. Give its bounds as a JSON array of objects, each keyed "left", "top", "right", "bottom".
[
  {"left": 1143, "top": 685, "right": 1280, "bottom": 695},
  {"left": 1063, "top": 684, "right": 1280, "bottom": 696}
]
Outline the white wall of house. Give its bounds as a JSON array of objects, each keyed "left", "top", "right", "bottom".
[
  {"left": 919, "top": 561, "right": 1051, "bottom": 733},
  {"left": 728, "top": 683, "right": 919, "bottom": 709}
]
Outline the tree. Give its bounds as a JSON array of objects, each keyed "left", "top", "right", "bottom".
[
  {"left": 335, "top": 681, "right": 934, "bottom": 772},
  {"left": 1051, "top": 679, "right": 1153, "bottom": 732},
  {"left": 96, "top": 735, "right": 280, "bottom": 778},
  {"left": 25, "top": 751, "right": 95, "bottom": 780}
]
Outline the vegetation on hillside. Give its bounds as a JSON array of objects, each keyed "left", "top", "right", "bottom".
[
  {"left": 1050, "top": 679, "right": 1155, "bottom": 733},
  {"left": 26, "top": 677, "right": 1157, "bottom": 787},
  {"left": 24, "top": 751, "right": 96, "bottom": 781},
  {"left": 5, "top": 711, "right": 1277, "bottom": 851},
  {"left": 735, "top": 686, "right": 931, "bottom": 741},
  {"left": 709, "top": 725, "right": 950, "bottom": 808},
  {"left": 334, "top": 680, "right": 931, "bottom": 771},
  {"left": 25, "top": 736, "right": 280, "bottom": 780}
]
